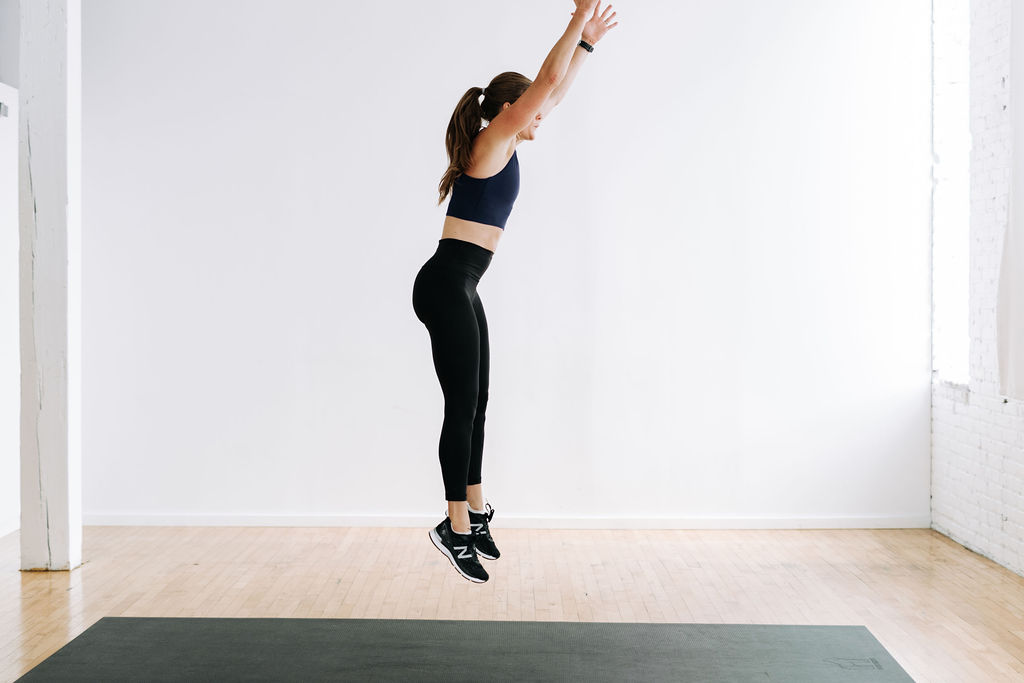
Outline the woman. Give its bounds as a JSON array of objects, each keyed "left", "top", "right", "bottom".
[{"left": 412, "top": 0, "right": 618, "bottom": 583}]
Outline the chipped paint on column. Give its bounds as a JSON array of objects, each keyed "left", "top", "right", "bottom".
[{"left": 19, "top": 0, "right": 82, "bottom": 572}]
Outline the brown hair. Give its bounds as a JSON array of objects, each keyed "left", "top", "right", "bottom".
[{"left": 437, "top": 71, "right": 533, "bottom": 205}]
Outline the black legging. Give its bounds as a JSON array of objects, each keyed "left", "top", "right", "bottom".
[{"left": 412, "top": 238, "right": 494, "bottom": 502}]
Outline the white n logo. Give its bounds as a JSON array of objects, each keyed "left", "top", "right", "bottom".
[{"left": 455, "top": 544, "right": 472, "bottom": 559}]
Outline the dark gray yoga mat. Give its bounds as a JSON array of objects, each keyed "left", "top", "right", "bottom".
[{"left": 17, "top": 617, "right": 915, "bottom": 682}]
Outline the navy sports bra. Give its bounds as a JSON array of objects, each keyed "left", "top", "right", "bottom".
[{"left": 445, "top": 148, "right": 520, "bottom": 230}]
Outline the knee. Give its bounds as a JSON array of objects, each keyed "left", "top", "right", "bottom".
[{"left": 444, "top": 390, "right": 479, "bottom": 422}]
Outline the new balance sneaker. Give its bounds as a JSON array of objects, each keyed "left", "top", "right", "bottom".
[
  {"left": 468, "top": 502, "right": 501, "bottom": 560},
  {"left": 429, "top": 515, "right": 489, "bottom": 583}
]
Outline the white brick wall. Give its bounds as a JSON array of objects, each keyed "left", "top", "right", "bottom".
[{"left": 931, "top": 0, "right": 1024, "bottom": 577}]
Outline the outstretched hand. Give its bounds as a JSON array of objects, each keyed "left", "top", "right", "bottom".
[{"left": 572, "top": 1, "right": 618, "bottom": 44}]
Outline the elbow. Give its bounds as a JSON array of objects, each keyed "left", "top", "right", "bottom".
[{"left": 539, "top": 70, "right": 561, "bottom": 89}]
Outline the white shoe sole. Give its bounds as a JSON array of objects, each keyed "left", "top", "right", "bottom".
[{"left": 429, "top": 528, "right": 487, "bottom": 583}]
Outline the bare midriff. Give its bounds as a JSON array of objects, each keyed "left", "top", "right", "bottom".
[{"left": 441, "top": 215, "right": 504, "bottom": 254}]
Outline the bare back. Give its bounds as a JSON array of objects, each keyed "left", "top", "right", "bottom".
[{"left": 441, "top": 127, "right": 519, "bottom": 253}]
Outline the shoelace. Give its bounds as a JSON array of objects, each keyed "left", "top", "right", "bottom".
[{"left": 468, "top": 506, "right": 495, "bottom": 536}]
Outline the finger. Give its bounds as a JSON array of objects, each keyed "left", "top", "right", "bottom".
[{"left": 602, "top": 4, "right": 613, "bottom": 17}]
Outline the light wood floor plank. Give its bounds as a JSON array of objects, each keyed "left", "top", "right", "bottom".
[{"left": 2, "top": 526, "right": 1024, "bottom": 682}]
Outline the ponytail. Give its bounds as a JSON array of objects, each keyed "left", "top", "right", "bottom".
[
  {"left": 437, "top": 73, "right": 533, "bottom": 205},
  {"left": 438, "top": 86, "right": 485, "bottom": 205}
]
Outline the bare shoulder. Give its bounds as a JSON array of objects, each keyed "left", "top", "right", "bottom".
[{"left": 465, "top": 127, "right": 516, "bottom": 178}]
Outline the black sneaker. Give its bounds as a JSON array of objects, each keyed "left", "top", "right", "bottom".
[
  {"left": 469, "top": 502, "right": 501, "bottom": 560},
  {"left": 429, "top": 516, "right": 489, "bottom": 583}
]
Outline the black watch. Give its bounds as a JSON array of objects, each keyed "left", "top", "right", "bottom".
[{"left": 578, "top": 39, "right": 594, "bottom": 53}]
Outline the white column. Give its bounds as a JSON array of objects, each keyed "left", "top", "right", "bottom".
[
  {"left": 1, "top": 84, "right": 19, "bottom": 539},
  {"left": 999, "top": 0, "right": 1024, "bottom": 399},
  {"left": 20, "top": 0, "right": 82, "bottom": 571}
]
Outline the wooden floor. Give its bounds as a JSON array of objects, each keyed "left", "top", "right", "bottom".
[{"left": 1, "top": 525, "right": 1023, "bottom": 682}]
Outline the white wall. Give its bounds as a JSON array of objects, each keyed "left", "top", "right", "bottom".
[
  {"left": 82, "top": 0, "right": 932, "bottom": 528},
  {"left": 0, "top": 0, "right": 17, "bottom": 88},
  {"left": 932, "top": 0, "right": 1024, "bottom": 578},
  {"left": 932, "top": 0, "right": 971, "bottom": 389},
  {"left": 0, "top": 0, "right": 18, "bottom": 540},
  {"left": 0, "top": 82, "right": 17, "bottom": 537}
]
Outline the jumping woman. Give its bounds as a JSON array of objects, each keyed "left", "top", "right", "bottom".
[{"left": 412, "top": 0, "right": 618, "bottom": 583}]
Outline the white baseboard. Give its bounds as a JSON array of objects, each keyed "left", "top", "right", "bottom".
[{"left": 82, "top": 513, "right": 932, "bottom": 530}]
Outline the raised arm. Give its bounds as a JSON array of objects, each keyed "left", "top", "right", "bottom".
[
  {"left": 539, "top": 1, "right": 619, "bottom": 118},
  {"left": 485, "top": 1, "right": 599, "bottom": 141}
]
